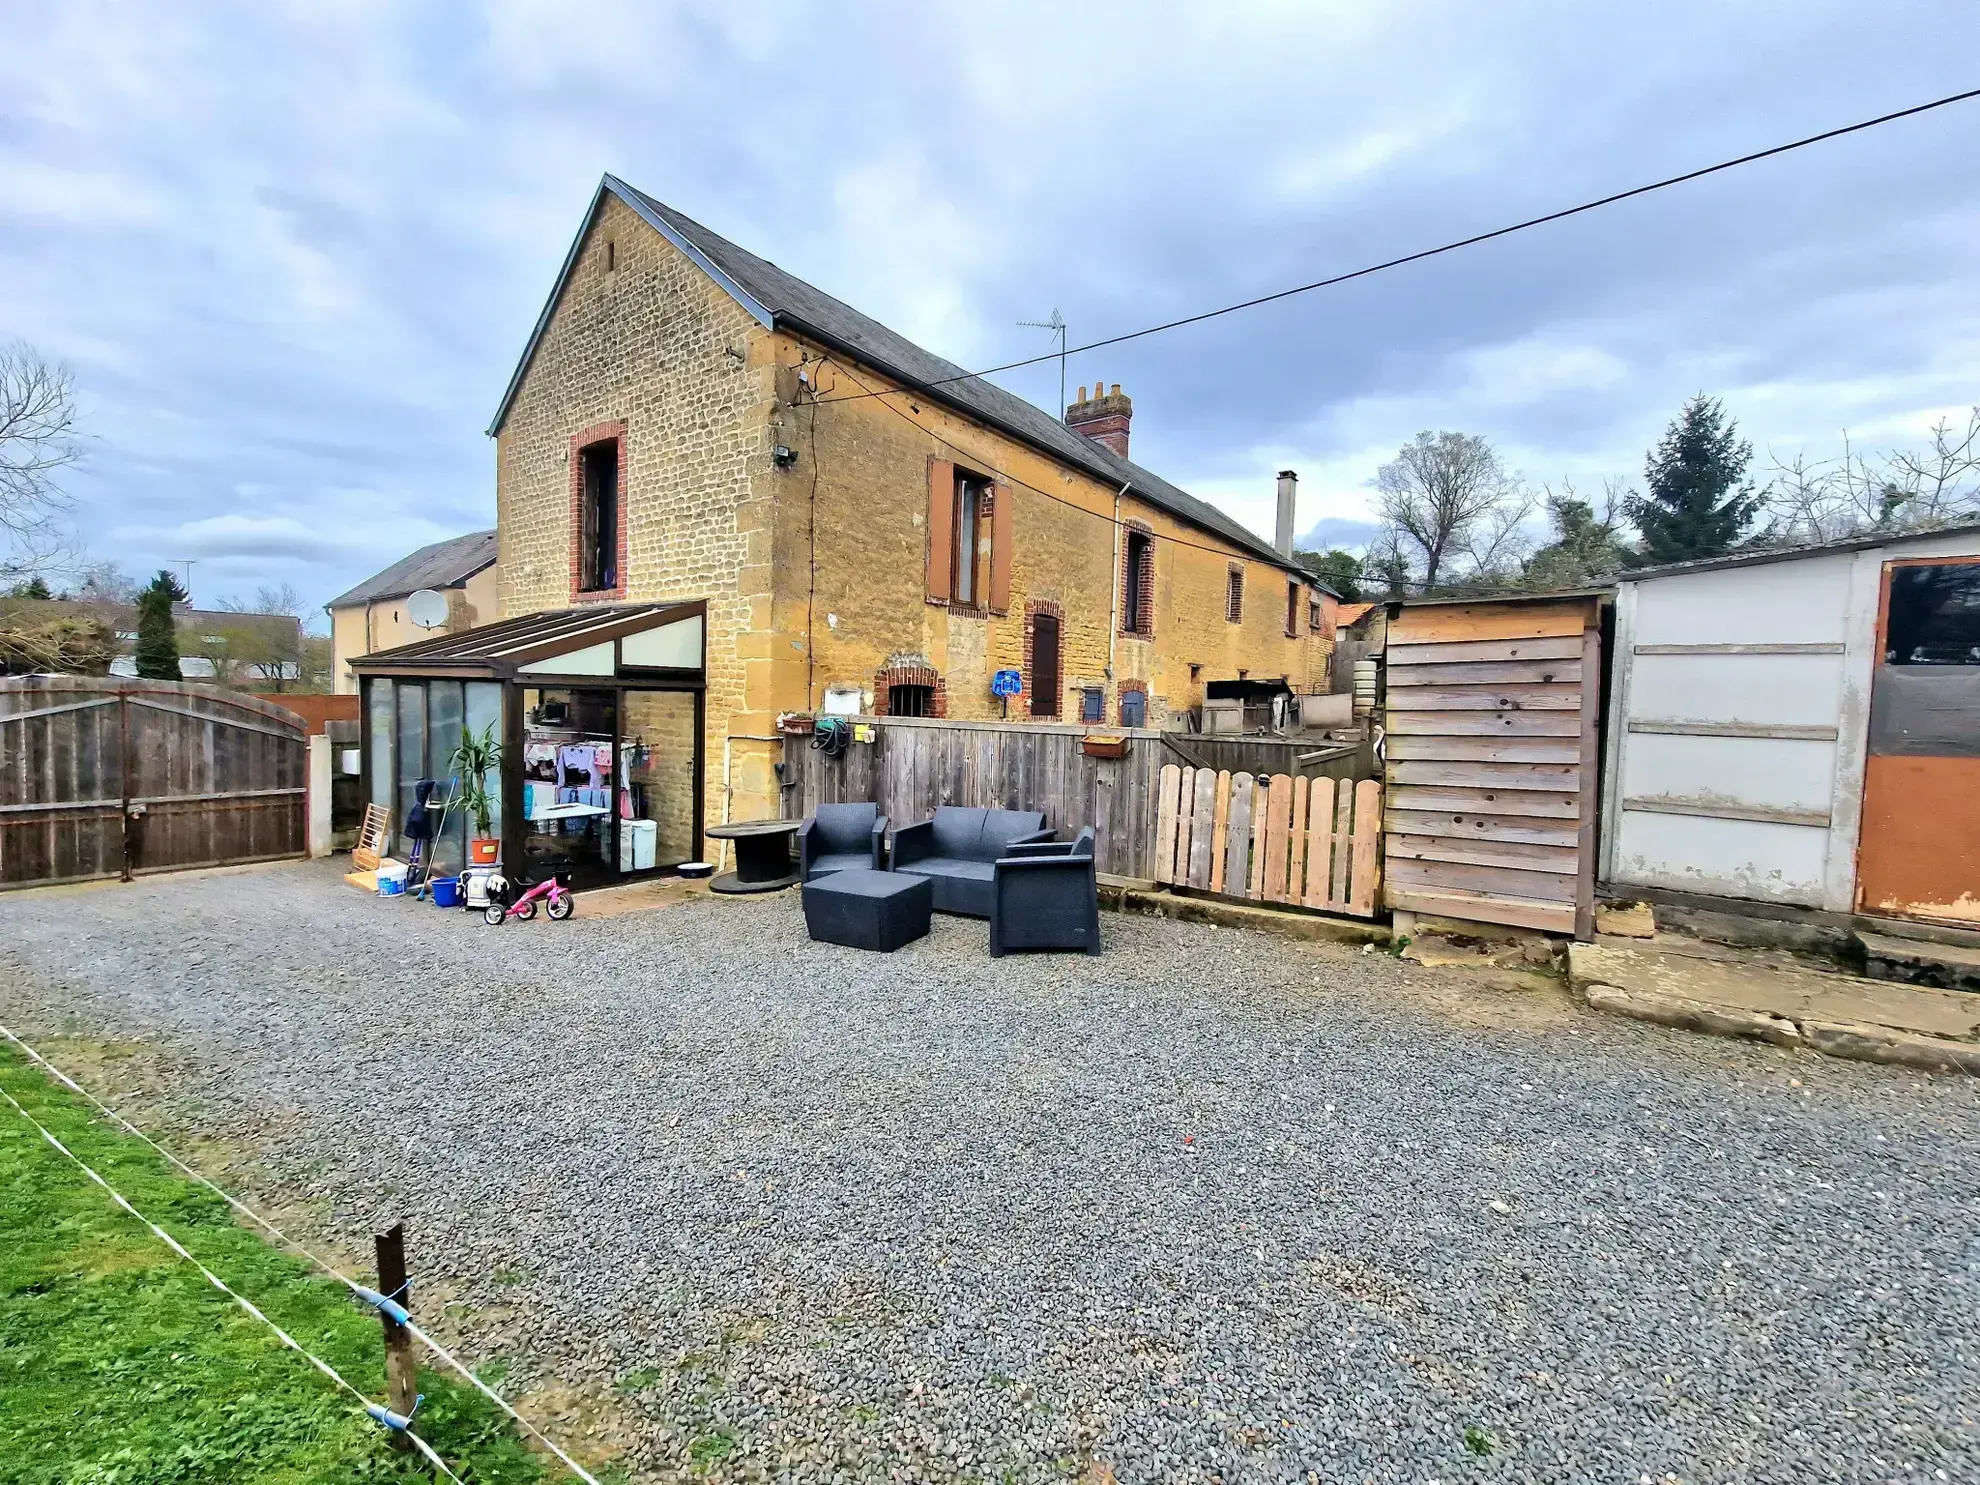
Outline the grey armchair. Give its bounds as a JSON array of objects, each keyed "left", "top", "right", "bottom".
[
  {"left": 989, "top": 826, "right": 1101, "bottom": 956},
  {"left": 798, "top": 802, "right": 887, "bottom": 881}
]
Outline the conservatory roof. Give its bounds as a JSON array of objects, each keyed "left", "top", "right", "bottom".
[{"left": 349, "top": 600, "right": 706, "bottom": 680}]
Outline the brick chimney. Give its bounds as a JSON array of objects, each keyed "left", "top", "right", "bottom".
[{"left": 1065, "top": 382, "right": 1132, "bottom": 458}]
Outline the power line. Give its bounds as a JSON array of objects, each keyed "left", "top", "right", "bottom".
[
  {"left": 0, "top": 1024, "right": 603, "bottom": 1485},
  {"left": 813, "top": 85, "right": 1980, "bottom": 408},
  {"left": 0, "top": 1077, "right": 466, "bottom": 1483}
]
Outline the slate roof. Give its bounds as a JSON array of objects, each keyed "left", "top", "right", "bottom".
[
  {"left": 326, "top": 529, "right": 497, "bottom": 610},
  {"left": 490, "top": 176, "right": 1328, "bottom": 589}
]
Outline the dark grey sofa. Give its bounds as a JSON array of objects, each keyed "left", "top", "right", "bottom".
[
  {"left": 990, "top": 827, "right": 1101, "bottom": 956},
  {"left": 890, "top": 806, "right": 1051, "bottom": 917},
  {"left": 797, "top": 802, "right": 888, "bottom": 881}
]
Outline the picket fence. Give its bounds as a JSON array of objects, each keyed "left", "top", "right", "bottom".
[{"left": 1152, "top": 764, "right": 1382, "bottom": 917}]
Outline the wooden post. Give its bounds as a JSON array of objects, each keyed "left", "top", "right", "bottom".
[{"left": 374, "top": 1223, "right": 418, "bottom": 1450}]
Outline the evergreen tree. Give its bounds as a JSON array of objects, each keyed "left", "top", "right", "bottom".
[
  {"left": 1624, "top": 395, "right": 1762, "bottom": 565},
  {"left": 134, "top": 569, "right": 188, "bottom": 680},
  {"left": 5, "top": 576, "right": 53, "bottom": 599},
  {"left": 1524, "top": 492, "right": 1631, "bottom": 590}
]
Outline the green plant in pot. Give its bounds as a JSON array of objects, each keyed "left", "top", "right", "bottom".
[{"left": 451, "top": 723, "right": 503, "bottom": 864}]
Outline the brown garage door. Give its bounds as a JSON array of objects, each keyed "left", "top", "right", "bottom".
[{"left": 0, "top": 676, "right": 307, "bottom": 890}]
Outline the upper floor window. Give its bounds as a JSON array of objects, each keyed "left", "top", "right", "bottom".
[
  {"left": 1122, "top": 528, "right": 1154, "bottom": 636},
  {"left": 1285, "top": 580, "right": 1301, "bottom": 637},
  {"left": 951, "top": 472, "right": 992, "bottom": 607},
  {"left": 578, "top": 440, "right": 619, "bottom": 593},
  {"left": 1309, "top": 598, "right": 1324, "bottom": 632},
  {"left": 1226, "top": 567, "right": 1244, "bottom": 623}
]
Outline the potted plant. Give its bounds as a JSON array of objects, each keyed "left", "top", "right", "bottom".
[{"left": 451, "top": 723, "right": 503, "bottom": 864}]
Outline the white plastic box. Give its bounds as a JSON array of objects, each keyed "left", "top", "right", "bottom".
[{"left": 618, "top": 819, "right": 658, "bottom": 872}]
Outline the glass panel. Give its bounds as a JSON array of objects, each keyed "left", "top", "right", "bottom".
[
  {"left": 1886, "top": 564, "right": 1980, "bottom": 665},
  {"left": 395, "top": 682, "right": 426, "bottom": 862},
  {"left": 520, "top": 687, "right": 618, "bottom": 887},
  {"left": 367, "top": 679, "right": 395, "bottom": 819},
  {"left": 620, "top": 690, "right": 697, "bottom": 873},
  {"left": 425, "top": 680, "right": 465, "bottom": 875},
  {"left": 465, "top": 682, "right": 504, "bottom": 850}
]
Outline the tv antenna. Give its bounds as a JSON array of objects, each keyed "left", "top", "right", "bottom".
[
  {"left": 164, "top": 559, "right": 196, "bottom": 600},
  {"left": 1018, "top": 309, "right": 1067, "bottom": 418}
]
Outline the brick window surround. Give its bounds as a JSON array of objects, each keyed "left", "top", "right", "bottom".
[
  {"left": 1120, "top": 522, "right": 1154, "bottom": 638},
  {"left": 1022, "top": 599, "right": 1064, "bottom": 718},
  {"left": 1118, "top": 679, "right": 1148, "bottom": 727},
  {"left": 569, "top": 420, "right": 628, "bottom": 604},
  {"left": 872, "top": 662, "right": 947, "bottom": 718},
  {"left": 1225, "top": 565, "right": 1244, "bottom": 624}
]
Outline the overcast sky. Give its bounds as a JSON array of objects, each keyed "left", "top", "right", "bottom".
[{"left": 4, "top": 1, "right": 1977, "bottom": 613}]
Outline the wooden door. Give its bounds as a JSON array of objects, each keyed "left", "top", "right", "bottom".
[{"left": 1856, "top": 557, "right": 1980, "bottom": 924}]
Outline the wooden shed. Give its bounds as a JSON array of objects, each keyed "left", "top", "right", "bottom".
[{"left": 1382, "top": 593, "right": 1606, "bottom": 938}]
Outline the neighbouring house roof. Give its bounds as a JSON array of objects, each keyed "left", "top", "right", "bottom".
[
  {"left": 350, "top": 599, "right": 705, "bottom": 679},
  {"left": 326, "top": 529, "right": 498, "bottom": 611},
  {"left": 1334, "top": 602, "right": 1377, "bottom": 628},
  {"left": 490, "top": 176, "right": 1331, "bottom": 590},
  {"left": 1614, "top": 521, "right": 1980, "bottom": 584}
]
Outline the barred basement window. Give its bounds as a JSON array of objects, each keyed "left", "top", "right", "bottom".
[
  {"left": 1079, "top": 687, "right": 1104, "bottom": 723},
  {"left": 888, "top": 683, "right": 935, "bottom": 717},
  {"left": 1226, "top": 567, "right": 1244, "bottom": 623}
]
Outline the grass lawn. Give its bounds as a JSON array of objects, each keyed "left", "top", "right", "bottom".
[{"left": 0, "top": 1041, "right": 558, "bottom": 1484}]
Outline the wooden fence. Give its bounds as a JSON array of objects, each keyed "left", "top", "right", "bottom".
[
  {"left": 0, "top": 675, "right": 308, "bottom": 890},
  {"left": 1159, "top": 732, "right": 1372, "bottom": 784},
  {"left": 779, "top": 715, "right": 1168, "bottom": 879},
  {"left": 1152, "top": 764, "right": 1382, "bottom": 916}
]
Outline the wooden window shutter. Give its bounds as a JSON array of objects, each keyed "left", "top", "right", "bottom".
[
  {"left": 988, "top": 482, "right": 1014, "bottom": 613},
  {"left": 925, "top": 458, "right": 955, "bottom": 602}
]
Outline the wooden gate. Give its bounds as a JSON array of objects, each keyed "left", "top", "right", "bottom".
[
  {"left": 1152, "top": 765, "right": 1383, "bottom": 916},
  {"left": 1382, "top": 596, "right": 1602, "bottom": 938},
  {"left": 0, "top": 676, "right": 308, "bottom": 890}
]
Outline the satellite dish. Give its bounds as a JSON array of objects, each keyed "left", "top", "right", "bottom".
[{"left": 406, "top": 589, "right": 450, "bottom": 629}]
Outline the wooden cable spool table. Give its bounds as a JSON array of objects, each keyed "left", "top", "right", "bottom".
[{"left": 705, "top": 818, "right": 802, "bottom": 893}]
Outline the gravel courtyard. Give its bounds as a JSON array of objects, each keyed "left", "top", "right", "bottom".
[{"left": 1, "top": 860, "right": 1975, "bottom": 1484}]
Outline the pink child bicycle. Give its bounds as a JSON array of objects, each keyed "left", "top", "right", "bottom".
[{"left": 482, "top": 870, "right": 576, "bottom": 925}]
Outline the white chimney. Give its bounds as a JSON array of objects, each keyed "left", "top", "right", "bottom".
[{"left": 1274, "top": 469, "right": 1298, "bottom": 557}]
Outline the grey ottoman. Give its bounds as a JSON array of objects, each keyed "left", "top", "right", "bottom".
[{"left": 802, "top": 867, "right": 932, "bottom": 952}]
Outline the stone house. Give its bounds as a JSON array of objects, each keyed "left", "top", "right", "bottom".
[{"left": 489, "top": 174, "right": 1335, "bottom": 827}]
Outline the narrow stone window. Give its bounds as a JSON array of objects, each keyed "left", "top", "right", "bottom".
[
  {"left": 1030, "top": 610, "right": 1061, "bottom": 717},
  {"left": 1226, "top": 567, "right": 1244, "bottom": 624},
  {"left": 605, "top": 239, "right": 616, "bottom": 271},
  {"left": 1121, "top": 528, "right": 1154, "bottom": 636},
  {"left": 1285, "top": 580, "right": 1300, "bottom": 637},
  {"left": 578, "top": 440, "right": 619, "bottom": 593}
]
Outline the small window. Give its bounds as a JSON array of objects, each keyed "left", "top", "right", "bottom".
[
  {"left": 1309, "top": 598, "right": 1323, "bottom": 632},
  {"left": 578, "top": 439, "right": 620, "bottom": 592},
  {"left": 1120, "top": 688, "right": 1146, "bottom": 728},
  {"left": 952, "top": 473, "right": 991, "bottom": 607},
  {"left": 1080, "top": 687, "right": 1104, "bottom": 723},
  {"left": 1286, "top": 581, "right": 1300, "bottom": 636},
  {"left": 1886, "top": 564, "right": 1980, "bottom": 665},
  {"left": 1122, "top": 529, "right": 1153, "bottom": 635},
  {"left": 888, "top": 683, "right": 935, "bottom": 717},
  {"left": 1226, "top": 567, "right": 1244, "bottom": 623},
  {"left": 604, "top": 239, "right": 616, "bottom": 271},
  {"left": 1030, "top": 611, "right": 1061, "bottom": 717}
]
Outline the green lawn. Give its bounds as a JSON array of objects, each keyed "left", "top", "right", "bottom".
[{"left": 0, "top": 1042, "right": 557, "bottom": 1484}]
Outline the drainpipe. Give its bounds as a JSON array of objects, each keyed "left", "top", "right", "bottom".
[{"left": 1106, "top": 481, "right": 1129, "bottom": 692}]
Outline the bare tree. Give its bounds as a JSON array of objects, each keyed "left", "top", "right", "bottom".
[
  {"left": 1373, "top": 430, "right": 1527, "bottom": 592},
  {"left": 1764, "top": 409, "right": 1980, "bottom": 545},
  {"left": 0, "top": 344, "right": 80, "bottom": 582}
]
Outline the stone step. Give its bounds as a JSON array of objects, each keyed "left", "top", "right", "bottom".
[
  {"left": 1569, "top": 939, "right": 1980, "bottom": 1073},
  {"left": 1854, "top": 929, "right": 1980, "bottom": 994}
]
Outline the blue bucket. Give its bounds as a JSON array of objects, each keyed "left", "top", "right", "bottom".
[{"left": 429, "top": 875, "right": 462, "bottom": 908}]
